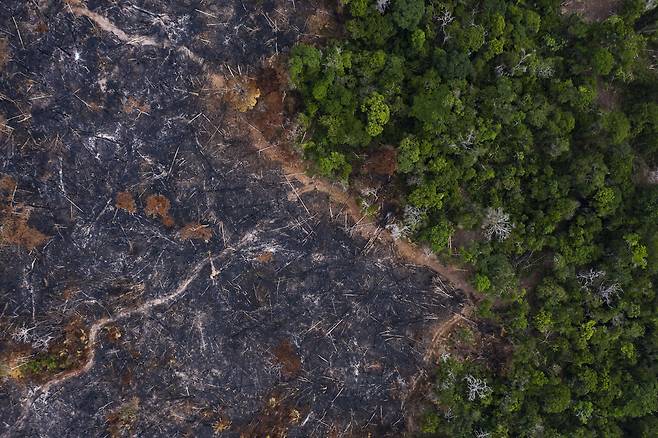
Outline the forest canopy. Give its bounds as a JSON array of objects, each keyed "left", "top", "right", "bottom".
[{"left": 289, "top": 0, "right": 658, "bottom": 436}]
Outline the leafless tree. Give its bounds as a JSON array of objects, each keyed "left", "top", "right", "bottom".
[
  {"left": 647, "top": 168, "right": 658, "bottom": 184},
  {"left": 475, "top": 429, "right": 491, "bottom": 438},
  {"left": 511, "top": 49, "right": 534, "bottom": 75},
  {"left": 386, "top": 205, "right": 424, "bottom": 240},
  {"left": 598, "top": 282, "right": 623, "bottom": 306},
  {"left": 482, "top": 207, "right": 513, "bottom": 241},
  {"left": 577, "top": 269, "right": 605, "bottom": 290},
  {"left": 577, "top": 269, "right": 623, "bottom": 305},
  {"left": 464, "top": 374, "right": 491, "bottom": 401},
  {"left": 376, "top": 0, "right": 390, "bottom": 14},
  {"left": 435, "top": 7, "right": 454, "bottom": 42}
]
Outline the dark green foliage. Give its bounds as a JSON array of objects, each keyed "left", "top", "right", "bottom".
[{"left": 290, "top": 0, "right": 658, "bottom": 435}]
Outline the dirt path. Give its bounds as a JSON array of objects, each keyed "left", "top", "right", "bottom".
[{"left": 1, "top": 231, "right": 255, "bottom": 438}]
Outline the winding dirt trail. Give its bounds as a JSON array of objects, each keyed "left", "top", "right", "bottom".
[{"left": 1, "top": 233, "right": 252, "bottom": 438}]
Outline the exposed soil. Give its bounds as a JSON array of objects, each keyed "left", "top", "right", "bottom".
[
  {"left": 560, "top": 0, "right": 622, "bottom": 22},
  {"left": 0, "top": 1, "right": 470, "bottom": 437},
  {"left": 144, "top": 194, "right": 175, "bottom": 228},
  {"left": 115, "top": 191, "right": 137, "bottom": 214}
]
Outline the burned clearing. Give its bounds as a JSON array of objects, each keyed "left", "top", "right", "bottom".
[{"left": 0, "top": 1, "right": 465, "bottom": 437}]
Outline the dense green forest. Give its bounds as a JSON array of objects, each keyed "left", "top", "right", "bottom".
[{"left": 289, "top": 0, "right": 658, "bottom": 436}]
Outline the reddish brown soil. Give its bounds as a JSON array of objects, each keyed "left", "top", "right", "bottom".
[
  {"left": 0, "top": 174, "right": 49, "bottom": 250},
  {"left": 272, "top": 339, "right": 302, "bottom": 378},
  {"left": 0, "top": 38, "right": 9, "bottom": 71},
  {"left": 115, "top": 191, "right": 137, "bottom": 214},
  {"left": 178, "top": 222, "right": 213, "bottom": 242},
  {"left": 144, "top": 194, "right": 175, "bottom": 227}
]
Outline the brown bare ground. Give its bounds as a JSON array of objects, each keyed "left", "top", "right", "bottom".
[
  {"left": 225, "top": 76, "right": 261, "bottom": 113},
  {"left": 0, "top": 175, "right": 49, "bottom": 250},
  {"left": 304, "top": 9, "right": 340, "bottom": 40},
  {"left": 0, "top": 174, "right": 17, "bottom": 194},
  {"left": 560, "top": 0, "right": 622, "bottom": 22},
  {"left": 255, "top": 250, "right": 274, "bottom": 263},
  {"left": 272, "top": 339, "right": 302, "bottom": 378},
  {"left": 144, "top": 194, "right": 175, "bottom": 227},
  {"left": 361, "top": 147, "right": 398, "bottom": 176},
  {"left": 115, "top": 191, "right": 137, "bottom": 214},
  {"left": 122, "top": 96, "right": 150, "bottom": 115},
  {"left": 178, "top": 222, "right": 212, "bottom": 242}
]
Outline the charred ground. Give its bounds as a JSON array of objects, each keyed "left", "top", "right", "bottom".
[{"left": 0, "top": 1, "right": 464, "bottom": 437}]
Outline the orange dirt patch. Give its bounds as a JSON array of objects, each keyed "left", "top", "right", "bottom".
[
  {"left": 251, "top": 90, "right": 285, "bottom": 140},
  {"left": 0, "top": 176, "right": 49, "bottom": 250},
  {"left": 255, "top": 250, "right": 274, "bottom": 264},
  {"left": 35, "top": 21, "right": 49, "bottom": 34},
  {"left": 248, "top": 61, "right": 290, "bottom": 142},
  {"left": 0, "top": 209, "right": 49, "bottom": 250},
  {"left": 272, "top": 340, "right": 302, "bottom": 378},
  {"left": 560, "top": 0, "right": 622, "bottom": 22},
  {"left": 122, "top": 96, "right": 150, "bottom": 114},
  {"left": 144, "top": 194, "right": 175, "bottom": 227},
  {"left": 115, "top": 191, "right": 137, "bottom": 214},
  {"left": 0, "top": 174, "right": 17, "bottom": 194},
  {"left": 304, "top": 9, "right": 340, "bottom": 39},
  {"left": 178, "top": 222, "right": 212, "bottom": 242}
]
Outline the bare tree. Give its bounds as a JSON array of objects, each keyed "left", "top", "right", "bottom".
[
  {"left": 482, "top": 207, "right": 513, "bottom": 241},
  {"left": 464, "top": 374, "right": 491, "bottom": 401},
  {"left": 577, "top": 269, "right": 623, "bottom": 306},
  {"left": 376, "top": 0, "right": 390, "bottom": 14},
  {"left": 475, "top": 429, "right": 491, "bottom": 438},
  {"left": 598, "top": 282, "right": 623, "bottom": 306},
  {"left": 386, "top": 205, "right": 424, "bottom": 240},
  {"left": 577, "top": 269, "right": 605, "bottom": 290},
  {"left": 435, "top": 8, "right": 455, "bottom": 42}
]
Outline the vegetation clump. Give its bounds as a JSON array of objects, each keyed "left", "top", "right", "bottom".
[{"left": 289, "top": 0, "right": 658, "bottom": 435}]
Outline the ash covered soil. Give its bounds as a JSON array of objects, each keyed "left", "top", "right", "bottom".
[{"left": 0, "top": 1, "right": 465, "bottom": 437}]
